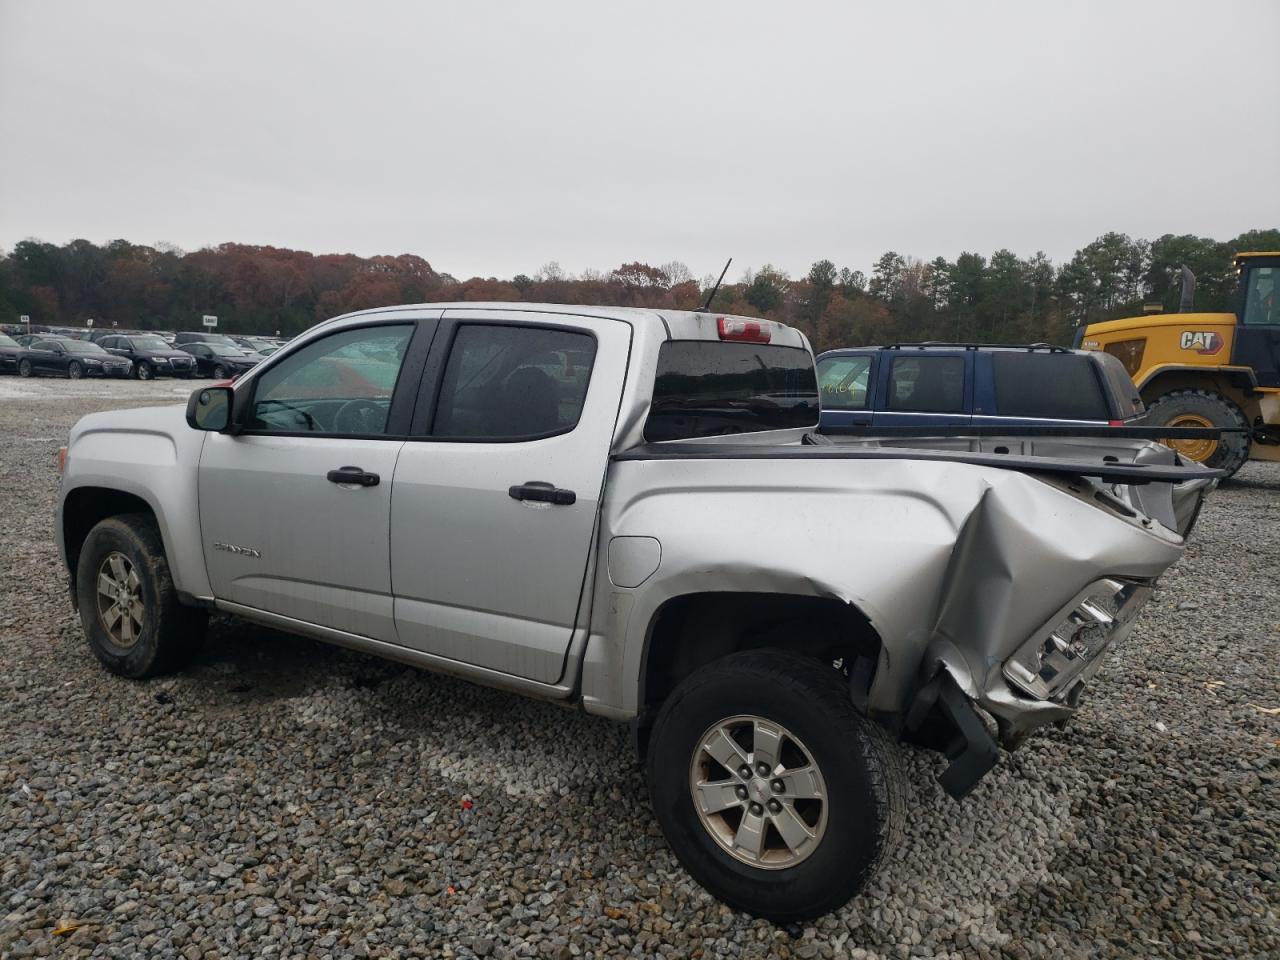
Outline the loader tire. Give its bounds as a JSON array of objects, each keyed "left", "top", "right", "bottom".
[{"left": 1145, "top": 389, "right": 1250, "bottom": 477}]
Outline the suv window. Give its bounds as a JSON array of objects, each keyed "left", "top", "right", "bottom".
[
  {"left": 433, "top": 324, "right": 596, "bottom": 440},
  {"left": 817, "top": 355, "right": 871, "bottom": 410},
  {"left": 645, "top": 341, "right": 818, "bottom": 441},
  {"left": 992, "top": 352, "right": 1110, "bottom": 420},
  {"left": 249, "top": 324, "right": 414, "bottom": 435},
  {"left": 887, "top": 356, "right": 965, "bottom": 413}
]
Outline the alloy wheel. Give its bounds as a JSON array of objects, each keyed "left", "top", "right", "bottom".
[
  {"left": 96, "top": 551, "right": 145, "bottom": 648},
  {"left": 689, "top": 714, "right": 828, "bottom": 869}
]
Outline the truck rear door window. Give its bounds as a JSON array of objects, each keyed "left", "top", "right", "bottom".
[
  {"left": 433, "top": 324, "right": 596, "bottom": 440},
  {"left": 645, "top": 341, "right": 818, "bottom": 441},
  {"left": 887, "top": 356, "right": 965, "bottom": 413},
  {"left": 992, "top": 352, "right": 1110, "bottom": 420}
]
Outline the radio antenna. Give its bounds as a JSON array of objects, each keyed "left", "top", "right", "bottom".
[{"left": 701, "top": 258, "right": 732, "bottom": 312}]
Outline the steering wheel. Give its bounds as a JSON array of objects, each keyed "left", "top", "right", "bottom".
[{"left": 334, "top": 398, "right": 386, "bottom": 434}]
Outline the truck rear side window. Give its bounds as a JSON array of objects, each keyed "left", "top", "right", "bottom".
[
  {"left": 433, "top": 324, "right": 596, "bottom": 440},
  {"left": 992, "top": 353, "right": 1110, "bottom": 420},
  {"left": 645, "top": 341, "right": 818, "bottom": 442}
]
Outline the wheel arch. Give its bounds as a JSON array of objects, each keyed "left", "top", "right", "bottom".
[
  {"left": 60, "top": 485, "right": 179, "bottom": 604},
  {"left": 634, "top": 591, "right": 884, "bottom": 755},
  {"left": 1139, "top": 366, "right": 1259, "bottom": 414}
]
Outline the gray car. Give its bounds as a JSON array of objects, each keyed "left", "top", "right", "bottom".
[{"left": 55, "top": 303, "right": 1219, "bottom": 920}]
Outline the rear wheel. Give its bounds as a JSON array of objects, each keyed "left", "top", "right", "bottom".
[
  {"left": 18, "top": 359, "right": 32, "bottom": 377},
  {"left": 75, "top": 513, "right": 206, "bottom": 678},
  {"left": 212, "top": 364, "right": 227, "bottom": 380},
  {"left": 1146, "top": 388, "right": 1250, "bottom": 477},
  {"left": 646, "top": 650, "right": 903, "bottom": 922},
  {"left": 67, "top": 361, "right": 83, "bottom": 380}
]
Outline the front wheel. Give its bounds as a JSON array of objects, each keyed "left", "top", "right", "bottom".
[
  {"left": 18, "top": 359, "right": 33, "bottom": 377},
  {"left": 75, "top": 513, "right": 206, "bottom": 678},
  {"left": 212, "top": 364, "right": 227, "bottom": 380},
  {"left": 1146, "top": 388, "right": 1250, "bottom": 477},
  {"left": 67, "top": 361, "right": 83, "bottom": 380},
  {"left": 135, "top": 361, "right": 153, "bottom": 380},
  {"left": 646, "top": 650, "right": 903, "bottom": 922}
]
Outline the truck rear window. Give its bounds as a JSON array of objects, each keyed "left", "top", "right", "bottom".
[
  {"left": 645, "top": 341, "right": 819, "bottom": 441},
  {"left": 992, "top": 352, "right": 1110, "bottom": 420}
]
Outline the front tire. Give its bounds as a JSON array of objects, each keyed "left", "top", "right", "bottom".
[
  {"left": 75, "top": 514, "right": 206, "bottom": 678},
  {"left": 646, "top": 650, "right": 903, "bottom": 922},
  {"left": 135, "top": 361, "right": 153, "bottom": 380},
  {"left": 1146, "top": 388, "right": 1250, "bottom": 477},
  {"left": 212, "top": 364, "right": 227, "bottom": 380},
  {"left": 18, "top": 359, "right": 32, "bottom": 377},
  {"left": 67, "top": 361, "right": 83, "bottom": 380}
]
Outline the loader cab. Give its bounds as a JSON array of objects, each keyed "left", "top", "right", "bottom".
[{"left": 1232, "top": 253, "right": 1280, "bottom": 387}]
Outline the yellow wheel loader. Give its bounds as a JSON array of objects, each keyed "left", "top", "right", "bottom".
[{"left": 1077, "top": 252, "right": 1280, "bottom": 476}]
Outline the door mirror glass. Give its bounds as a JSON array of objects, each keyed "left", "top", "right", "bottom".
[{"left": 187, "top": 386, "right": 232, "bottom": 432}]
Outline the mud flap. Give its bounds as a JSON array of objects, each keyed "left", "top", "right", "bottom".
[{"left": 905, "top": 670, "right": 1000, "bottom": 799}]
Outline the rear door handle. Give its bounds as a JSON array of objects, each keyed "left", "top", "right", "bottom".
[
  {"left": 508, "top": 480, "right": 576, "bottom": 506},
  {"left": 327, "top": 466, "right": 380, "bottom": 487}
]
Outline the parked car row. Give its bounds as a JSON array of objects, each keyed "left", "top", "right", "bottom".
[{"left": 0, "top": 330, "right": 280, "bottom": 380}]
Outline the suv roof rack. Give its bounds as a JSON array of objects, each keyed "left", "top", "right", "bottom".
[{"left": 879, "top": 341, "right": 1072, "bottom": 353}]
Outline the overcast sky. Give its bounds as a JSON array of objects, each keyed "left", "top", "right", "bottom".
[{"left": 2, "top": 0, "right": 1277, "bottom": 281}]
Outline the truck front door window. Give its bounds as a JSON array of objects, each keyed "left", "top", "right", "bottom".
[{"left": 248, "top": 325, "right": 413, "bottom": 435}]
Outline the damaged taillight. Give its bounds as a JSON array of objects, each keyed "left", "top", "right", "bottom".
[{"left": 1003, "top": 579, "right": 1151, "bottom": 701}]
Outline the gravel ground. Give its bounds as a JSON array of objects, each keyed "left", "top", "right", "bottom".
[{"left": 2, "top": 379, "right": 1276, "bottom": 959}]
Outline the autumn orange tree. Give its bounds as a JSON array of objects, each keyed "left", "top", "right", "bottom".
[{"left": 2, "top": 229, "right": 1276, "bottom": 350}]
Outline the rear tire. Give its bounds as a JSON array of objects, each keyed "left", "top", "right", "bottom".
[
  {"left": 646, "top": 650, "right": 903, "bottom": 922},
  {"left": 212, "top": 364, "right": 227, "bottom": 380},
  {"left": 75, "top": 513, "right": 206, "bottom": 678},
  {"left": 1146, "top": 388, "right": 1250, "bottom": 477},
  {"left": 18, "top": 359, "right": 32, "bottom": 377}
]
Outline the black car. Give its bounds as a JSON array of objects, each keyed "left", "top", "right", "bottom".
[
  {"left": 0, "top": 333, "right": 24, "bottom": 373},
  {"left": 95, "top": 333, "right": 197, "bottom": 379},
  {"left": 173, "top": 331, "right": 244, "bottom": 350},
  {"left": 17, "top": 337, "right": 133, "bottom": 379},
  {"left": 177, "top": 342, "right": 263, "bottom": 379}
]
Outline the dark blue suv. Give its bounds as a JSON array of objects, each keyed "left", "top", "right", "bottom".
[{"left": 816, "top": 343, "right": 1144, "bottom": 429}]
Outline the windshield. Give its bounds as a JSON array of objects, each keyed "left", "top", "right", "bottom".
[
  {"left": 134, "top": 335, "right": 170, "bottom": 350},
  {"left": 209, "top": 345, "right": 248, "bottom": 357},
  {"left": 0, "top": 334, "right": 16, "bottom": 347},
  {"left": 66, "top": 340, "right": 108, "bottom": 354}
]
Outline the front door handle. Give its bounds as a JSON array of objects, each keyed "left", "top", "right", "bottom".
[
  {"left": 508, "top": 480, "right": 576, "bottom": 506},
  {"left": 327, "top": 466, "right": 380, "bottom": 487}
]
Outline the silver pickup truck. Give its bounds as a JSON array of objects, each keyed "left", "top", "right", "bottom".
[{"left": 56, "top": 304, "right": 1218, "bottom": 921}]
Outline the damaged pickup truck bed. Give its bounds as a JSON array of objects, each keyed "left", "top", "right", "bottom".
[{"left": 55, "top": 304, "right": 1220, "bottom": 921}]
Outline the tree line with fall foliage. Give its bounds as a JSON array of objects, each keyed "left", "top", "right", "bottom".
[{"left": 2, "top": 227, "right": 1276, "bottom": 352}]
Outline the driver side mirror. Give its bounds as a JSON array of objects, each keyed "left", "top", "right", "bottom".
[{"left": 187, "top": 385, "right": 232, "bottom": 432}]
